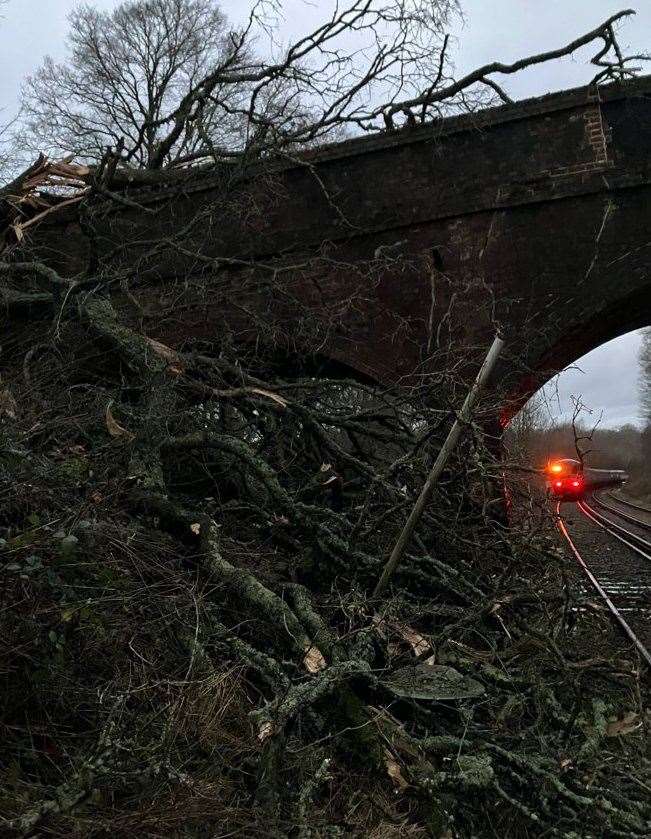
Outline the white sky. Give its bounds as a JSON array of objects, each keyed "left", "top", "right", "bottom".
[
  {"left": 539, "top": 330, "right": 646, "bottom": 429},
  {"left": 0, "top": 0, "right": 648, "bottom": 427}
]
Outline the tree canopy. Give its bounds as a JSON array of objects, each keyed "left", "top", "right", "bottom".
[{"left": 18, "top": 0, "right": 641, "bottom": 170}]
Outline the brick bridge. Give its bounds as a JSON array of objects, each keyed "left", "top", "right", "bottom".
[{"left": 41, "top": 75, "right": 651, "bottom": 418}]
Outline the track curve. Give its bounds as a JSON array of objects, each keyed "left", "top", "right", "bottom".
[
  {"left": 579, "top": 497, "right": 651, "bottom": 557},
  {"left": 591, "top": 492, "right": 651, "bottom": 535},
  {"left": 606, "top": 491, "right": 651, "bottom": 515}
]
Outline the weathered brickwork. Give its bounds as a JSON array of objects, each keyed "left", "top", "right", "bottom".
[
  {"left": 538, "top": 98, "right": 613, "bottom": 180},
  {"left": 33, "top": 76, "right": 651, "bottom": 411}
]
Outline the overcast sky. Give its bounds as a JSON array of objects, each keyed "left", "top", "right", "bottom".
[{"left": 0, "top": 0, "right": 648, "bottom": 427}]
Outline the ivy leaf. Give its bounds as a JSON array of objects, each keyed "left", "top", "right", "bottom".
[
  {"left": 606, "top": 712, "right": 641, "bottom": 737},
  {"left": 105, "top": 404, "right": 135, "bottom": 442}
]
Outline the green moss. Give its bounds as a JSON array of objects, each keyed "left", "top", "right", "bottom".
[
  {"left": 425, "top": 796, "right": 451, "bottom": 836},
  {"left": 54, "top": 457, "right": 89, "bottom": 484},
  {"left": 457, "top": 753, "right": 494, "bottom": 788}
]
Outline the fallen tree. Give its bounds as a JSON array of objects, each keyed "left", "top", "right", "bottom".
[
  {"left": 1, "top": 191, "right": 649, "bottom": 837},
  {"left": 0, "top": 3, "right": 649, "bottom": 836}
]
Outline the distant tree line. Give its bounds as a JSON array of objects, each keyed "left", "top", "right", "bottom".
[{"left": 638, "top": 327, "right": 651, "bottom": 490}]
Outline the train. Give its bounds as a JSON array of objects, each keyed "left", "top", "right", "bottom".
[{"left": 545, "top": 458, "right": 628, "bottom": 502}]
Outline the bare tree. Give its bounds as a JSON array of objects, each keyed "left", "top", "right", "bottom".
[
  {"left": 20, "top": 0, "right": 249, "bottom": 167},
  {"left": 567, "top": 394, "right": 606, "bottom": 468},
  {"left": 638, "top": 327, "right": 651, "bottom": 424},
  {"left": 0, "top": 0, "right": 16, "bottom": 179},
  {"left": 0, "top": 117, "right": 16, "bottom": 181},
  {"left": 637, "top": 328, "right": 651, "bottom": 487},
  {"left": 504, "top": 389, "right": 553, "bottom": 460},
  {"left": 19, "top": 1, "right": 643, "bottom": 170}
]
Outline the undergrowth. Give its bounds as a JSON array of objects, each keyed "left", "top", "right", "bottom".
[{"left": 0, "top": 299, "right": 648, "bottom": 838}]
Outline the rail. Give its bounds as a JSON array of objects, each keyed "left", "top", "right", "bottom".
[
  {"left": 555, "top": 503, "right": 651, "bottom": 669},
  {"left": 591, "top": 492, "right": 651, "bottom": 532},
  {"left": 579, "top": 498, "right": 651, "bottom": 559},
  {"left": 604, "top": 491, "right": 651, "bottom": 515}
]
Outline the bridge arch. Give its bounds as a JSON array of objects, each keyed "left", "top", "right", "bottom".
[{"left": 30, "top": 74, "right": 651, "bottom": 418}]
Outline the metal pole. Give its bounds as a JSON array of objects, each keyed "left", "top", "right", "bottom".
[{"left": 373, "top": 334, "right": 505, "bottom": 598}]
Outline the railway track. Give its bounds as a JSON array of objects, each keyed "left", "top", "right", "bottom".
[
  {"left": 591, "top": 491, "right": 651, "bottom": 535},
  {"left": 605, "top": 491, "right": 651, "bottom": 515},
  {"left": 580, "top": 496, "right": 651, "bottom": 557},
  {"left": 556, "top": 501, "right": 651, "bottom": 669}
]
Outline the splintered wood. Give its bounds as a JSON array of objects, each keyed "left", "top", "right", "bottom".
[{"left": 1, "top": 155, "right": 90, "bottom": 253}]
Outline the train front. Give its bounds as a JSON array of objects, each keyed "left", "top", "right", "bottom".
[{"left": 545, "top": 459, "right": 585, "bottom": 501}]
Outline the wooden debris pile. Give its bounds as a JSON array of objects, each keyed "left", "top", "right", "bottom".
[{"left": 0, "top": 154, "right": 90, "bottom": 253}]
